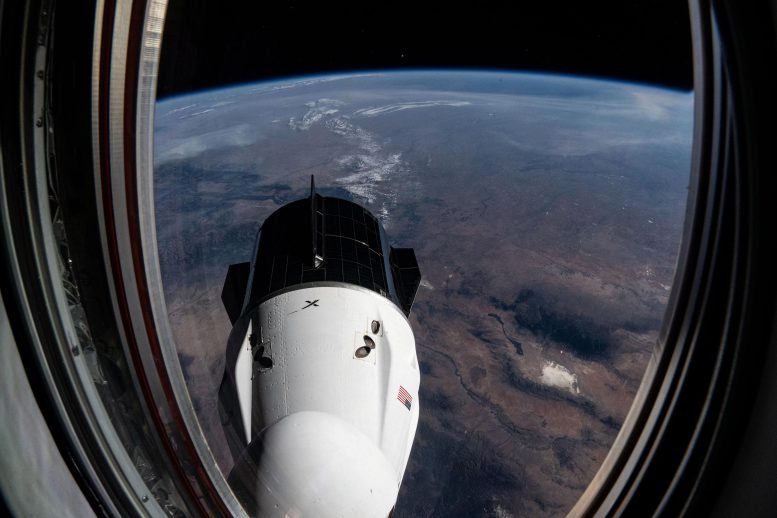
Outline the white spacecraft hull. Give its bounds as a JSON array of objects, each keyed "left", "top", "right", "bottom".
[
  {"left": 229, "top": 284, "right": 419, "bottom": 516},
  {"left": 219, "top": 178, "right": 422, "bottom": 516},
  {"left": 242, "top": 284, "right": 419, "bottom": 472}
]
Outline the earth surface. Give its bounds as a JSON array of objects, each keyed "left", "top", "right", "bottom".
[{"left": 154, "top": 70, "right": 693, "bottom": 517}]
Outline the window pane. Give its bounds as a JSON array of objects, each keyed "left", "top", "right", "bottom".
[{"left": 154, "top": 71, "right": 692, "bottom": 515}]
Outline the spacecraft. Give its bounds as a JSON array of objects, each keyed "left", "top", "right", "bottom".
[{"left": 218, "top": 177, "right": 421, "bottom": 516}]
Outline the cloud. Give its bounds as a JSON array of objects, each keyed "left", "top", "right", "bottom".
[
  {"left": 631, "top": 90, "right": 687, "bottom": 121},
  {"left": 489, "top": 88, "right": 693, "bottom": 157},
  {"left": 353, "top": 100, "right": 472, "bottom": 117},
  {"left": 335, "top": 152, "right": 404, "bottom": 205},
  {"left": 284, "top": 98, "right": 419, "bottom": 226},
  {"left": 288, "top": 98, "right": 345, "bottom": 131},
  {"left": 256, "top": 73, "right": 377, "bottom": 94},
  {"left": 539, "top": 361, "right": 580, "bottom": 395},
  {"left": 154, "top": 123, "right": 256, "bottom": 164}
]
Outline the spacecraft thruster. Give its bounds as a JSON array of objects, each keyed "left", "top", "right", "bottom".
[{"left": 218, "top": 177, "right": 422, "bottom": 517}]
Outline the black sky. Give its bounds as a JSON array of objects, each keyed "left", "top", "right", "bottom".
[{"left": 157, "top": 1, "right": 693, "bottom": 98}]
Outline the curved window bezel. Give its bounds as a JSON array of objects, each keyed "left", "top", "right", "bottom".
[{"left": 2, "top": 0, "right": 776, "bottom": 516}]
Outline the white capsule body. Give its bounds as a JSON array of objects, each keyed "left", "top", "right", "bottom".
[{"left": 226, "top": 283, "right": 420, "bottom": 517}]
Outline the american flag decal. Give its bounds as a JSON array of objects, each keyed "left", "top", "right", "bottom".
[{"left": 397, "top": 385, "right": 412, "bottom": 410}]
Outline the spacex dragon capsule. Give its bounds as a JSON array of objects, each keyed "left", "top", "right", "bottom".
[{"left": 218, "top": 177, "right": 422, "bottom": 517}]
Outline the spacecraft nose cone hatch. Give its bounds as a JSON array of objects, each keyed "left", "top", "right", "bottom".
[{"left": 228, "top": 411, "right": 399, "bottom": 517}]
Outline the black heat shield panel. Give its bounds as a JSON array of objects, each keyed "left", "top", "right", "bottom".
[
  {"left": 390, "top": 247, "right": 421, "bottom": 316},
  {"left": 247, "top": 196, "right": 392, "bottom": 305},
  {"left": 222, "top": 262, "right": 251, "bottom": 324}
]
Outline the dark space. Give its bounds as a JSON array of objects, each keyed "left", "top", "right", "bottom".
[{"left": 158, "top": 0, "right": 693, "bottom": 98}]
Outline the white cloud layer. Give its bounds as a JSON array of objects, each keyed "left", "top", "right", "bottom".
[
  {"left": 286, "top": 98, "right": 428, "bottom": 225},
  {"left": 154, "top": 123, "right": 255, "bottom": 164},
  {"left": 353, "top": 100, "right": 472, "bottom": 117},
  {"left": 539, "top": 361, "right": 580, "bottom": 395}
]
